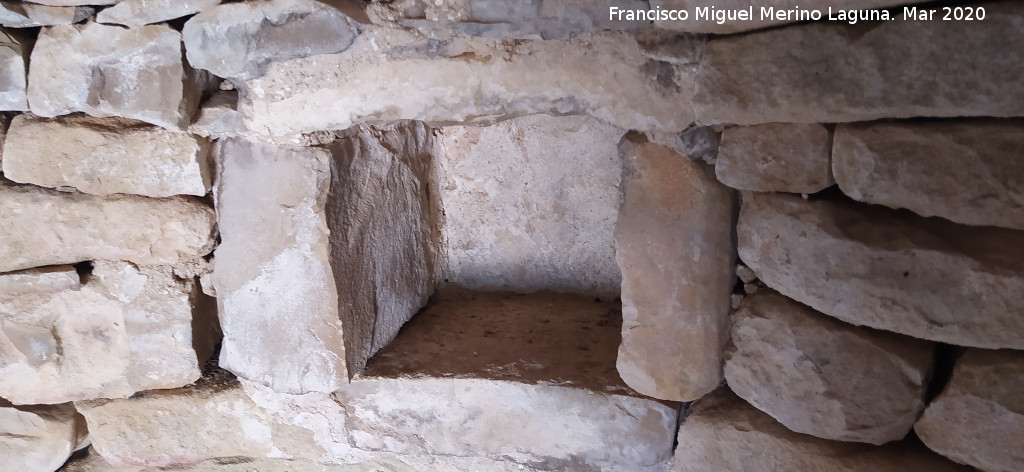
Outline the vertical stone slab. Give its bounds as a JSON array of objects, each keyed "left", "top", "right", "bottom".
[
  {"left": 326, "top": 121, "right": 436, "bottom": 376},
  {"left": 213, "top": 138, "right": 347, "bottom": 394},
  {"left": 0, "top": 29, "right": 27, "bottom": 111},
  {"left": 614, "top": 134, "right": 736, "bottom": 401}
]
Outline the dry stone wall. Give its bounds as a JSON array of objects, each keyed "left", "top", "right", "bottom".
[{"left": 0, "top": 0, "right": 1019, "bottom": 471}]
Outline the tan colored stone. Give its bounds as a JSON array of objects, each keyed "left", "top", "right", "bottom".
[
  {"left": 737, "top": 192, "right": 1024, "bottom": 349},
  {"left": 834, "top": 120, "right": 1024, "bottom": 231},
  {"left": 0, "top": 261, "right": 203, "bottom": 404},
  {"left": 26, "top": 0, "right": 116, "bottom": 5},
  {"left": 0, "top": 402, "right": 88, "bottom": 472},
  {"left": 0, "top": 29, "right": 27, "bottom": 111},
  {"left": 716, "top": 123, "right": 833, "bottom": 193},
  {"left": 0, "top": 182, "right": 216, "bottom": 273},
  {"left": 695, "top": 1, "right": 1024, "bottom": 125},
  {"left": 214, "top": 124, "right": 435, "bottom": 393},
  {"left": 0, "top": 2, "right": 90, "bottom": 28},
  {"left": 614, "top": 134, "right": 735, "bottom": 402},
  {"left": 0, "top": 265, "right": 80, "bottom": 296},
  {"left": 653, "top": 0, "right": 910, "bottom": 34},
  {"left": 183, "top": 0, "right": 358, "bottom": 80},
  {"left": 189, "top": 90, "right": 246, "bottom": 138},
  {"left": 3, "top": 114, "right": 211, "bottom": 198},
  {"left": 915, "top": 349, "right": 1024, "bottom": 472},
  {"left": 725, "top": 291, "right": 934, "bottom": 445},
  {"left": 671, "top": 388, "right": 973, "bottom": 472},
  {"left": 28, "top": 23, "right": 204, "bottom": 129},
  {"left": 97, "top": 0, "right": 220, "bottom": 28},
  {"left": 435, "top": 114, "right": 622, "bottom": 296},
  {"left": 240, "top": 28, "right": 696, "bottom": 136}
]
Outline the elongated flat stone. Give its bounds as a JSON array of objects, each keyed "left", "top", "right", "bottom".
[
  {"left": 726, "top": 291, "right": 934, "bottom": 445},
  {"left": 671, "top": 388, "right": 972, "bottom": 472},
  {"left": 240, "top": 28, "right": 696, "bottom": 136},
  {"left": 695, "top": 1, "right": 1024, "bottom": 124},
  {"left": 0, "top": 182, "right": 216, "bottom": 273},
  {"left": 435, "top": 114, "right": 622, "bottom": 296},
  {"left": 0, "top": 261, "right": 204, "bottom": 404},
  {"left": 97, "top": 0, "right": 220, "bottom": 28},
  {"left": 716, "top": 123, "right": 833, "bottom": 193},
  {"left": 3, "top": 114, "right": 211, "bottom": 198},
  {"left": 833, "top": 120, "right": 1024, "bottom": 231},
  {"left": 614, "top": 134, "right": 736, "bottom": 402},
  {"left": 915, "top": 349, "right": 1024, "bottom": 472},
  {"left": 1, "top": 402, "right": 88, "bottom": 472},
  {"left": 0, "top": 2, "right": 90, "bottom": 27},
  {"left": 737, "top": 192, "right": 1024, "bottom": 349},
  {"left": 0, "top": 265, "right": 79, "bottom": 296}
]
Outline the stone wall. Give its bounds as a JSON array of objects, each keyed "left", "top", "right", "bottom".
[{"left": 0, "top": 0, "right": 1021, "bottom": 471}]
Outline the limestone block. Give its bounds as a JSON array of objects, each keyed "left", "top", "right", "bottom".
[
  {"left": 614, "top": 134, "right": 736, "bottom": 402},
  {"left": 0, "top": 402, "right": 88, "bottom": 472},
  {"left": 671, "top": 388, "right": 973, "bottom": 472},
  {"left": 240, "top": 28, "right": 696, "bottom": 136},
  {"left": 0, "top": 29, "right": 27, "bottom": 111},
  {"left": 915, "top": 349, "right": 1024, "bottom": 472},
  {"left": 214, "top": 125, "right": 435, "bottom": 393},
  {"left": 0, "top": 3, "right": 90, "bottom": 28},
  {"left": 0, "top": 261, "right": 204, "bottom": 404},
  {"left": 0, "top": 265, "right": 80, "bottom": 296},
  {"left": 695, "top": 1, "right": 1024, "bottom": 125},
  {"left": 834, "top": 120, "right": 1024, "bottom": 231},
  {"left": 366, "top": 0, "right": 648, "bottom": 39},
  {"left": 0, "top": 182, "right": 216, "bottom": 273},
  {"left": 26, "top": 0, "right": 116, "bottom": 5},
  {"left": 3, "top": 114, "right": 211, "bottom": 198},
  {"left": 435, "top": 114, "right": 622, "bottom": 296},
  {"left": 189, "top": 90, "right": 246, "bottom": 138},
  {"left": 97, "top": 0, "right": 220, "bottom": 28},
  {"left": 715, "top": 123, "right": 833, "bottom": 193},
  {"left": 28, "top": 23, "right": 204, "bottom": 129},
  {"left": 182, "top": 0, "right": 358, "bottom": 80},
  {"left": 725, "top": 291, "right": 934, "bottom": 445},
  {"left": 737, "top": 192, "right": 1024, "bottom": 349},
  {"left": 653, "top": 0, "right": 910, "bottom": 34},
  {"left": 342, "top": 288, "right": 678, "bottom": 470}
]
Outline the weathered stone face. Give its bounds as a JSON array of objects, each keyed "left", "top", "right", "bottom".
[
  {"left": 240, "top": 28, "right": 696, "bottom": 136},
  {"left": 737, "top": 193, "right": 1024, "bottom": 349},
  {"left": 24, "top": 0, "right": 116, "bottom": 5},
  {"left": 715, "top": 123, "right": 833, "bottom": 194},
  {"left": 614, "top": 134, "right": 736, "bottom": 402},
  {"left": 189, "top": 90, "right": 246, "bottom": 138},
  {"left": 97, "top": 0, "right": 221, "bottom": 28},
  {"left": 0, "top": 3, "right": 91, "bottom": 28},
  {"left": 915, "top": 349, "right": 1024, "bottom": 472},
  {"left": 28, "top": 23, "right": 204, "bottom": 129},
  {"left": 183, "top": 0, "right": 359, "bottom": 80},
  {"left": 671, "top": 388, "right": 973, "bottom": 472},
  {"left": 725, "top": 291, "right": 934, "bottom": 445},
  {"left": 3, "top": 114, "right": 211, "bottom": 198},
  {"left": 0, "top": 182, "right": 216, "bottom": 273},
  {"left": 435, "top": 114, "right": 622, "bottom": 297},
  {"left": 0, "top": 402, "right": 88, "bottom": 472},
  {"left": 0, "top": 261, "right": 203, "bottom": 404},
  {"left": 652, "top": 0, "right": 910, "bottom": 34},
  {"left": 695, "top": 1, "right": 1024, "bottom": 125},
  {"left": 833, "top": 120, "right": 1024, "bottom": 231},
  {"left": 0, "top": 29, "right": 27, "bottom": 111}
]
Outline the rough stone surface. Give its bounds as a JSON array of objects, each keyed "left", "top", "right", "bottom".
[
  {"left": 24, "top": 0, "right": 116, "bottom": 5},
  {"left": 366, "top": 0, "right": 648, "bottom": 39},
  {"left": 695, "top": 1, "right": 1024, "bottom": 125},
  {"left": 725, "top": 290, "right": 934, "bottom": 445},
  {"left": 833, "top": 120, "right": 1024, "bottom": 231},
  {"left": 915, "top": 349, "right": 1024, "bottom": 472},
  {"left": 0, "top": 265, "right": 80, "bottom": 296},
  {"left": 653, "top": 0, "right": 910, "bottom": 34},
  {"left": 737, "top": 192, "right": 1024, "bottom": 349},
  {"left": 0, "top": 261, "right": 204, "bottom": 404},
  {"left": 0, "top": 402, "right": 88, "bottom": 472},
  {"left": 0, "top": 182, "right": 216, "bottom": 273},
  {"left": 0, "top": 3, "right": 90, "bottom": 28},
  {"left": 29, "top": 23, "right": 204, "bottom": 129},
  {"left": 97, "top": 0, "right": 220, "bottom": 28},
  {"left": 240, "top": 28, "right": 696, "bottom": 136},
  {"left": 189, "top": 90, "right": 246, "bottom": 138},
  {"left": 0, "top": 29, "right": 27, "bottom": 111},
  {"left": 614, "top": 134, "right": 736, "bottom": 402},
  {"left": 716, "top": 123, "right": 833, "bottom": 193},
  {"left": 434, "top": 114, "right": 622, "bottom": 296},
  {"left": 671, "top": 388, "right": 973, "bottom": 472},
  {"left": 3, "top": 114, "right": 211, "bottom": 198},
  {"left": 183, "top": 0, "right": 358, "bottom": 80}
]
